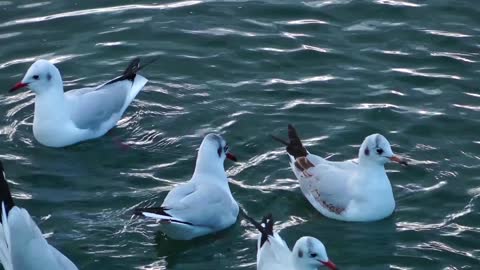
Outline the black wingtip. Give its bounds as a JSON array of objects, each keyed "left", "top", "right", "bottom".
[
  {"left": 123, "top": 57, "right": 141, "bottom": 77},
  {"left": 133, "top": 207, "right": 171, "bottom": 217},
  {"left": 271, "top": 124, "right": 308, "bottom": 159},
  {"left": 259, "top": 213, "right": 274, "bottom": 247},
  {"left": 105, "top": 56, "right": 159, "bottom": 86},
  {"left": 0, "top": 161, "right": 15, "bottom": 221},
  {"left": 240, "top": 208, "right": 274, "bottom": 248}
]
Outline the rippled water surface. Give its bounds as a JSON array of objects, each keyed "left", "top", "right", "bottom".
[{"left": 1, "top": 0, "right": 479, "bottom": 269}]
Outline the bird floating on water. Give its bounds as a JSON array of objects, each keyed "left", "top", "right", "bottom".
[
  {"left": 9, "top": 58, "right": 154, "bottom": 147},
  {"left": 135, "top": 133, "right": 239, "bottom": 240},
  {"left": 0, "top": 161, "right": 78, "bottom": 270},
  {"left": 242, "top": 211, "right": 337, "bottom": 270},
  {"left": 272, "top": 124, "right": 408, "bottom": 222}
]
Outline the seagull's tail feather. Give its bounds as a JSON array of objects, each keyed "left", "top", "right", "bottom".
[
  {"left": 134, "top": 207, "right": 193, "bottom": 226},
  {"left": 240, "top": 209, "right": 273, "bottom": 248},
  {"left": 286, "top": 124, "right": 308, "bottom": 159},
  {"left": 271, "top": 124, "right": 308, "bottom": 159},
  {"left": 121, "top": 57, "right": 158, "bottom": 106},
  {"left": 0, "top": 161, "right": 15, "bottom": 221},
  {"left": 0, "top": 203, "right": 13, "bottom": 270},
  {"left": 122, "top": 57, "right": 158, "bottom": 81},
  {"left": 103, "top": 57, "right": 158, "bottom": 92}
]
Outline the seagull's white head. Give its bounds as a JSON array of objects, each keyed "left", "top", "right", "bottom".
[
  {"left": 195, "top": 133, "right": 237, "bottom": 176},
  {"left": 358, "top": 133, "right": 407, "bottom": 166},
  {"left": 199, "top": 133, "right": 237, "bottom": 162},
  {"left": 9, "top": 60, "right": 62, "bottom": 94},
  {"left": 292, "top": 236, "right": 337, "bottom": 270}
]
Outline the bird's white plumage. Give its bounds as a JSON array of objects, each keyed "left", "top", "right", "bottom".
[
  {"left": 138, "top": 134, "right": 239, "bottom": 240},
  {"left": 15, "top": 59, "right": 147, "bottom": 147},
  {"left": 252, "top": 217, "right": 335, "bottom": 270},
  {"left": 257, "top": 233, "right": 291, "bottom": 270},
  {"left": 0, "top": 203, "right": 78, "bottom": 270},
  {"left": 288, "top": 133, "right": 399, "bottom": 222}
]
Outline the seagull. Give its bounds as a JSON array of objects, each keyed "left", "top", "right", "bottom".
[
  {"left": 241, "top": 211, "right": 337, "bottom": 270},
  {"left": 0, "top": 161, "right": 78, "bottom": 270},
  {"left": 272, "top": 124, "right": 408, "bottom": 222},
  {"left": 9, "top": 58, "right": 153, "bottom": 147},
  {"left": 134, "top": 133, "right": 240, "bottom": 240}
]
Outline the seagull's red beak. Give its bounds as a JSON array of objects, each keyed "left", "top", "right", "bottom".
[
  {"left": 9, "top": 82, "right": 28, "bottom": 93},
  {"left": 226, "top": 152, "right": 237, "bottom": 162},
  {"left": 321, "top": 260, "right": 338, "bottom": 270},
  {"left": 390, "top": 155, "right": 408, "bottom": 166}
]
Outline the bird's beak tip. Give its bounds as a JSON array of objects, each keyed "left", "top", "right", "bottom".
[{"left": 9, "top": 82, "right": 28, "bottom": 93}]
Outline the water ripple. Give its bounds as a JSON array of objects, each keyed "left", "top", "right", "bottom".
[
  {"left": 0, "top": 1, "right": 203, "bottom": 28},
  {"left": 390, "top": 68, "right": 462, "bottom": 80},
  {"left": 264, "top": 75, "right": 335, "bottom": 85},
  {"left": 423, "top": 29, "right": 472, "bottom": 38},
  {"left": 374, "top": 0, "right": 424, "bottom": 7}
]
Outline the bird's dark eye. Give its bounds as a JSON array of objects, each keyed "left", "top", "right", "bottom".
[
  {"left": 310, "top": 253, "right": 317, "bottom": 258},
  {"left": 33, "top": 75, "right": 39, "bottom": 80},
  {"left": 376, "top": 148, "right": 384, "bottom": 155},
  {"left": 217, "top": 146, "right": 222, "bottom": 157},
  {"left": 224, "top": 145, "right": 229, "bottom": 153}
]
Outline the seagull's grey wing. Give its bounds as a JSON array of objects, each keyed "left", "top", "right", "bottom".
[
  {"left": 162, "top": 181, "right": 197, "bottom": 206},
  {"left": 163, "top": 185, "right": 237, "bottom": 228},
  {"left": 294, "top": 160, "right": 353, "bottom": 214},
  {"left": 50, "top": 246, "right": 78, "bottom": 270},
  {"left": 65, "top": 80, "right": 132, "bottom": 130}
]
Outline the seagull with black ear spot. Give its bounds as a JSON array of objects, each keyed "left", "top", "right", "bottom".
[
  {"left": 9, "top": 58, "right": 155, "bottom": 147},
  {"left": 241, "top": 212, "right": 338, "bottom": 270},
  {"left": 134, "top": 133, "right": 239, "bottom": 240},
  {"left": 272, "top": 124, "right": 409, "bottom": 222}
]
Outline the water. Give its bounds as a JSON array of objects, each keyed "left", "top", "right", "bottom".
[{"left": 0, "top": 0, "right": 479, "bottom": 269}]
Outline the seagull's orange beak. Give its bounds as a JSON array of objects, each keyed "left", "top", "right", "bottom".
[
  {"left": 9, "top": 82, "right": 28, "bottom": 93},
  {"left": 390, "top": 155, "right": 408, "bottom": 166}
]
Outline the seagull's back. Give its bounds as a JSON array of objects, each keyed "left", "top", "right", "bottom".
[
  {"left": 257, "top": 233, "right": 293, "bottom": 270},
  {"left": 7, "top": 207, "right": 78, "bottom": 270}
]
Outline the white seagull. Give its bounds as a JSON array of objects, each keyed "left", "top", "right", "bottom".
[
  {"left": 242, "top": 212, "right": 337, "bottom": 270},
  {"left": 0, "top": 161, "right": 78, "bottom": 270},
  {"left": 272, "top": 124, "right": 408, "bottom": 222},
  {"left": 134, "top": 133, "right": 240, "bottom": 240},
  {"left": 9, "top": 58, "right": 153, "bottom": 147}
]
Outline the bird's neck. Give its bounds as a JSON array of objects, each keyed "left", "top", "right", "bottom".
[
  {"left": 192, "top": 153, "right": 227, "bottom": 181},
  {"left": 358, "top": 157, "right": 385, "bottom": 169},
  {"left": 34, "top": 88, "right": 68, "bottom": 123},
  {"left": 291, "top": 257, "right": 316, "bottom": 270}
]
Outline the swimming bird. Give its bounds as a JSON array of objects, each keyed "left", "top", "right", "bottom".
[
  {"left": 9, "top": 58, "right": 153, "bottom": 147},
  {"left": 242, "top": 211, "right": 337, "bottom": 270},
  {"left": 0, "top": 161, "right": 78, "bottom": 270},
  {"left": 272, "top": 124, "right": 408, "bottom": 222},
  {"left": 134, "top": 133, "right": 239, "bottom": 240}
]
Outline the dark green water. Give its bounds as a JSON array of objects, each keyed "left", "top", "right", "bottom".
[{"left": 1, "top": 0, "right": 479, "bottom": 269}]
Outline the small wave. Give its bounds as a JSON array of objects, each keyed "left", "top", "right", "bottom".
[
  {"left": 183, "top": 27, "right": 263, "bottom": 37},
  {"left": 284, "top": 19, "right": 329, "bottom": 25},
  {"left": 263, "top": 75, "right": 335, "bottom": 85},
  {"left": 0, "top": 1, "right": 203, "bottom": 28},
  {"left": 302, "top": 0, "right": 352, "bottom": 8},
  {"left": 280, "top": 99, "right": 333, "bottom": 110},
  {"left": 464, "top": 92, "right": 480, "bottom": 98},
  {"left": 423, "top": 29, "right": 471, "bottom": 38},
  {"left": 431, "top": 52, "right": 475, "bottom": 63},
  {"left": 453, "top": 104, "right": 480, "bottom": 112},
  {"left": 17, "top": 1, "right": 50, "bottom": 9},
  {"left": 390, "top": 68, "right": 462, "bottom": 80},
  {"left": 374, "top": 0, "right": 424, "bottom": 7}
]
